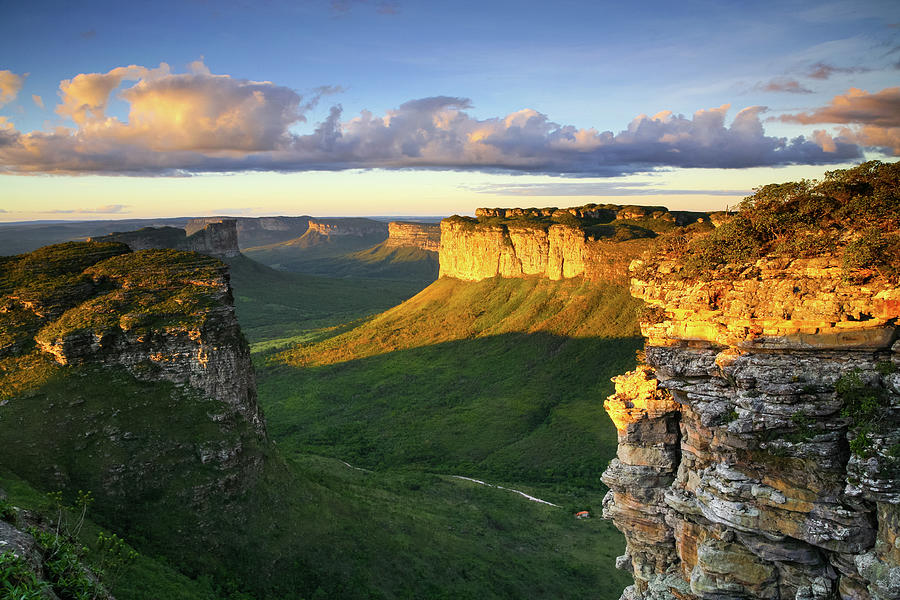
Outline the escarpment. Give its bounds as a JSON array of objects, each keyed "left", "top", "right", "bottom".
[
  {"left": 602, "top": 162, "right": 900, "bottom": 600},
  {"left": 307, "top": 217, "right": 389, "bottom": 237},
  {"left": 91, "top": 219, "right": 241, "bottom": 258},
  {"left": 385, "top": 221, "right": 441, "bottom": 252},
  {"left": 0, "top": 241, "right": 267, "bottom": 549},
  {"left": 186, "top": 215, "right": 311, "bottom": 248},
  {"left": 439, "top": 205, "right": 708, "bottom": 283}
]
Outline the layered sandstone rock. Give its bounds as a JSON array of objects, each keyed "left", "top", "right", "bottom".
[
  {"left": 306, "top": 217, "right": 388, "bottom": 237},
  {"left": 603, "top": 259, "right": 900, "bottom": 600},
  {"left": 385, "top": 221, "right": 440, "bottom": 252},
  {"left": 438, "top": 219, "right": 647, "bottom": 283},
  {"left": 91, "top": 220, "right": 241, "bottom": 259}
]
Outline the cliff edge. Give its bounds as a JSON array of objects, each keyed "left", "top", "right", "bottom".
[
  {"left": 602, "top": 161, "right": 900, "bottom": 600},
  {"left": 439, "top": 205, "right": 708, "bottom": 283},
  {"left": 90, "top": 219, "right": 241, "bottom": 258}
]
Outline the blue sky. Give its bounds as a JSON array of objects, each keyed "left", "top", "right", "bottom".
[{"left": 0, "top": 0, "right": 898, "bottom": 220}]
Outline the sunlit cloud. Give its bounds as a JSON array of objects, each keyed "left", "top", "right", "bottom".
[
  {"left": 0, "top": 70, "right": 24, "bottom": 107},
  {"left": 31, "top": 95, "right": 44, "bottom": 109},
  {"left": 755, "top": 78, "right": 813, "bottom": 94},
  {"left": 778, "top": 87, "right": 900, "bottom": 154},
  {"left": 0, "top": 63, "right": 865, "bottom": 177}
]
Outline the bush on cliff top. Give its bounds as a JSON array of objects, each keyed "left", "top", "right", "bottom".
[{"left": 660, "top": 160, "right": 900, "bottom": 280}]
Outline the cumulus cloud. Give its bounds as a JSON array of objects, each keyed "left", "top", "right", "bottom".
[
  {"left": 778, "top": 87, "right": 900, "bottom": 154},
  {"left": 755, "top": 78, "right": 813, "bottom": 94},
  {"left": 0, "top": 70, "right": 24, "bottom": 107},
  {"left": 0, "top": 63, "right": 865, "bottom": 176}
]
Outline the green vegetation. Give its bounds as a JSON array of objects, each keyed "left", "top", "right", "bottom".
[
  {"left": 243, "top": 228, "right": 388, "bottom": 273},
  {"left": 225, "top": 254, "right": 428, "bottom": 349},
  {"left": 836, "top": 368, "right": 891, "bottom": 457},
  {"left": 656, "top": 160, "right": 900, "bottom": 279},
  {"left": 261, "top": 277, "right": 642, "bottom": 489},
  {"left": 286, "top": 241, "right": 439, "bottom": 281}
]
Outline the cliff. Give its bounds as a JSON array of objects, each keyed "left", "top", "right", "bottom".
[
  {"left": 90, "top": 219, "right": 240, "bottom": 259},
  {"left": 185, "top": 216, "right": 311, "bottom": 248},
  {"left": 306, "top": 217, "right": 389, "bottom": 237},
  {"left": 385, "top": 221, "right": 441, "bottom": 252},
  {"left": 439, "top": 206, "right": 707, "bottom": 283},
  {"left": 602, "top": 161, "right": 900, "bottom": 600},
  {"left": 0, "top": 241, "right": 267, "bottom": 558}
]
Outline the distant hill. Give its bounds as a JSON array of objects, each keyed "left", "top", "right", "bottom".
[{"left": 0, "top": 217, "right": 192, "bottom": 256}]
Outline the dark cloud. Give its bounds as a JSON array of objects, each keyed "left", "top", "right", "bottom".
[
  {"left": 0, "top": 64, "right": 865, "bottom": 177},
  {"left": 80, "top": 29, "right": 97, "bottom": 40},
  {"left": 330, "top": 0, "right": 399, "bottom": 15},
  {"left": 756, "top": 78, "right": 814, "bottom": 94}
]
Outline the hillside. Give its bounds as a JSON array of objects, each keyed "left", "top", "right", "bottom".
[
  {"left": 0, "top": 240, "right": 637, "bottom": 599},
  {"left": 261, "top": 276, "right": 643, "bottom": 489}
]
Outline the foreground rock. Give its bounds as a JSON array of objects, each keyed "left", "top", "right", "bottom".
[{"left": 603, "top": 256, "right": 900, "bottom": 600}]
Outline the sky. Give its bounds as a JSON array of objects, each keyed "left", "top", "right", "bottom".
[{"left": 0, "top": 0, "right": 898, "bottom": 221}]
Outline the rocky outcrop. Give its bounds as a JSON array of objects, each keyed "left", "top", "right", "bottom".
[
  {"left": 185, "top": 216, "right": 311, "bottom": 248},
  {"left": 91, "top": 220, "right": 240, "bottom": 259},
  {"left": 385, "top": 221, "right": 440, "bottom": 252},
  {"left": 602, "top": 258, "right": 900, "bottom": 600},
  {"left": 1, "top": 243, "right": 267, "bottom": 513},
  {"left": 438, "top": 219, "right": 649, "bottom": 283},
  {"left": 307, "top": 217, "right": 388, "bottom": 237}
]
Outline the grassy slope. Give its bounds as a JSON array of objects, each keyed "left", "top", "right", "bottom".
[
  {"left": 290, "top": 241, "right": 439, "bottom": 281},
  {"left": 226, "top": 254, "right": 428, "bottom": 350},
  {"left": 243, "top": 230, "right": 387, "bottom": 269},
  {"left": 261, "top": 276, "right": 643, "bottom": 490}
]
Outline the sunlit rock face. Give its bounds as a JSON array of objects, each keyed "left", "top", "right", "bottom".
[
  {"left": 438, "top": 219, "right": 645, "bottom": 283},
  {"left": 603, "top": 258, "right": 900, "bottom": 600},
  {"left": 306, "top": 217, "right": 388, "bottom": 237},
  {"left": 385, "top": 221, "right": 440, "bottom": 252}
]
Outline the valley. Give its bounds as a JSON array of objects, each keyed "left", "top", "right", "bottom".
[{"left": 1, "top": 161, "right": 898, "bottom": 600}]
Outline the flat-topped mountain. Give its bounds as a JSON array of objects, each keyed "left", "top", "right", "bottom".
[
  {"left": 90, "top": 219, "right": 241, "bottom": 258},
  {"left": 385, "top": 221, "right": 441, "bottom": 252},
  {"left": 440, "top": 204, "right": 709, "bottom": 283},
  {"left": 186, "top": 215, "right": 312, "bottom": 248}
]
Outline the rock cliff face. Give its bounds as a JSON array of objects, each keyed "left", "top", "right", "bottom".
[
  {"left": 439, "top": 218, "right": 655, "bottom": 283},
  {"left": 0, "top": 242, "right": 267, "bottom": 526},
  {"left": 307, "top": 217, "right": 388, "bottom": 237},
  {"left": 385, "top": 221, "right": 440, "bottom": 252},
  {"left": 602, "top": 258, "right": 900, "bottom": 600},
  {"left": 91, "top": 220, "right": 240, "bottom": 258},
  {"left": 185, "top": 216, "right": 311, "bottom": 248}
]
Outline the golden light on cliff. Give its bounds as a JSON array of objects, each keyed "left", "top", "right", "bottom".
[{"left": 604, "top": 366, "right": 681, "bottom": 431}]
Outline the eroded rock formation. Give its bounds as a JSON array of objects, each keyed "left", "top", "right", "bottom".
[
  {"left": 306, "top": 217, "right": 388, "bottom": 237},
  {"left": 603, "top": 258, "right": 900, "bottom": 600},
  {"left": 385, "top": 221, "right": 440, "bottom": 252},
  {"left": 439, "top": 218, "right": 653, "bottom": 283},
  {"left": 91, "top": 220, "right": 240, "bottom": 258},
  {"left": 185, "top": 215, "right": 311, "bottom": 248}
]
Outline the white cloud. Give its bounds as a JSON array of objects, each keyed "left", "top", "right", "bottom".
[{"left": 0, "top": 63, "right": 865, "bottom": 177}]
